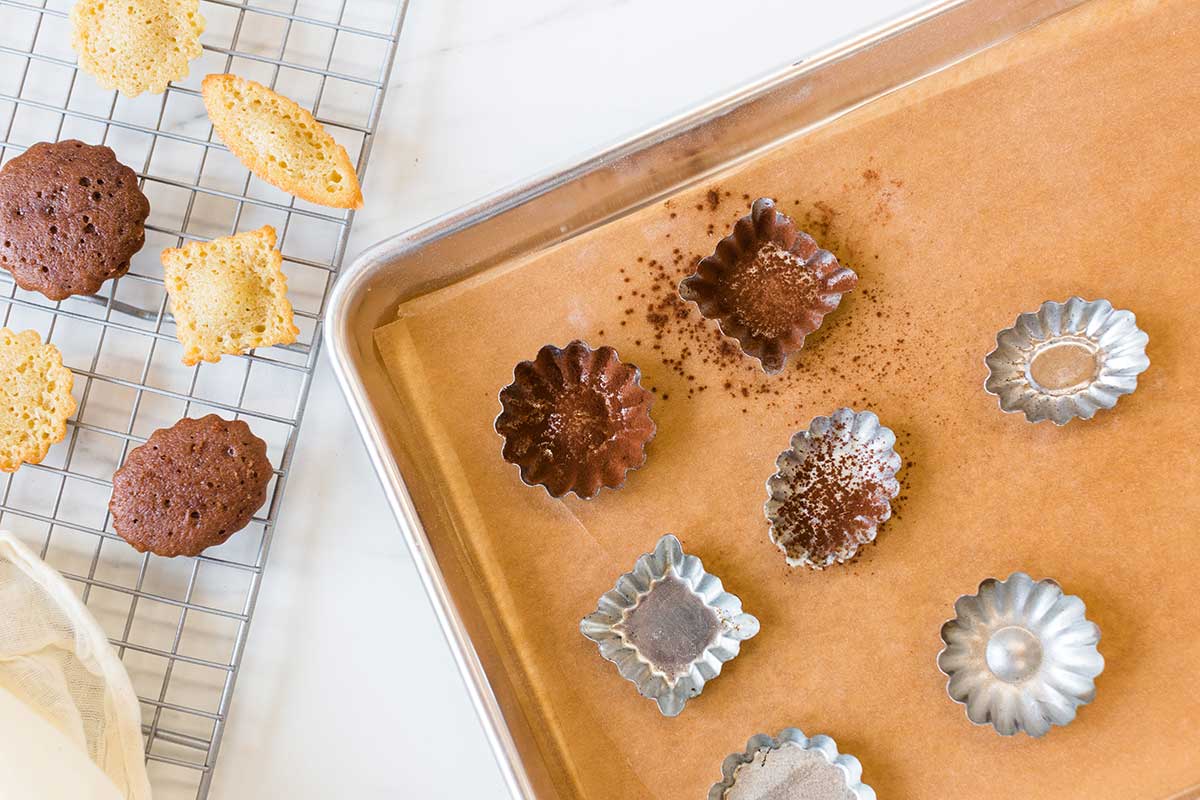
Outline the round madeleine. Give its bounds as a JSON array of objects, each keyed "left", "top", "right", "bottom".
[{"left": 70, "top": 0, "right": 205, "bottom": 97}]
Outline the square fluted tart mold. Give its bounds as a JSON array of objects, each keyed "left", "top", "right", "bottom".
[
  {"left": 984, "top": 296, "right": 1149, "bottom": 425},
  {"left": 937, "top": 572, "right": 1104, "bottom": 737},
  {"left": 580, "top": 534, "right": 759, "bottom": 717},
  {"left": 708, "top": 727, "right": 876, "bottom": 800},
  {"left": 678, "top": 197, "right": 857, "bottom": 374}
]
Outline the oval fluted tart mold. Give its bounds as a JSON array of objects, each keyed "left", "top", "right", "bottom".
[
  {"left": 679, "top": 197, "right": 858, "bottom": 374},
  {"left": 764, "top": 408, "right": 901, "bottom": 569},
  {"left": 984, "top": 296, "right": 1149, "bottom": 425},
  {"left": 495, "top": 341, "right": 655, "bottom": 499}
]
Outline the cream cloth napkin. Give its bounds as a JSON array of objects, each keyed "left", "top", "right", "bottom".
[
  {"left": 0, "top": 531, "right": 152, "bottom": 799},
  {"left": 0, "top": 684, "right": 124, "bottom": 800}
]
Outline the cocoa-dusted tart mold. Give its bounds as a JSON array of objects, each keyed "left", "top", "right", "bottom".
[
  {"left": 495, "top": 340, "right": 655, "bottom": 499},
  {"left": 679, "top": 197, "right": 858, "bottom": 374},
  {"left": 764, "top": 408, "right": 901, "bottom": 569}
]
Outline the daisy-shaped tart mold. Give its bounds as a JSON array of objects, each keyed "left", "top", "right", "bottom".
[
  {"left": 937, "top": 572, "right": 1104, "bottom": 737},
  {"left": 579, "top": 534, "right": 759, "bottom": 717},
  {"left": 984, "top": 296, "right": 1149, "bottom": 425},
  {"left": 495, "top": 341, "right": 655, "bottom": 499},
  {"left": 708, "top": 728, "right": 876, "bottom": 800},
  {"left": 764, "top": 408, "right": 901, "bottom": 569},
  {"left": 679, "top": 197, "right": 858, "bottom": 374}
]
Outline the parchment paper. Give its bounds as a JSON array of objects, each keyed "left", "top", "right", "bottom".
[{"left": 374, "top": 1, "right": 1200, "bottom": 796}]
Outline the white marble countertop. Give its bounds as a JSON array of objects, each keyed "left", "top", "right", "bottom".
[{"left": 210, "top": 1, "right": 919, "bottom": 796}]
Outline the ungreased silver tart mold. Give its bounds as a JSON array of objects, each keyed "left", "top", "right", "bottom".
[
  {"left": 983, "top": 296, "right": 1149, "bottom": 425},
  {"left": 937, "top": 572, "right": 1104, "bottom": 737},
  {"left": 579, "top": 534, "right": 759, "bottom": 717}
]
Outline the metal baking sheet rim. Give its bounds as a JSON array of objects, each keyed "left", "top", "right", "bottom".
[{"left": 324, "top": 1, "right": 1092, "bottom": 797}]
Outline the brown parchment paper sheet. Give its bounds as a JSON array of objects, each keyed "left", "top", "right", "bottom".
[{"left": 373, "top": 1, "right": 1200, "bottom": 797}]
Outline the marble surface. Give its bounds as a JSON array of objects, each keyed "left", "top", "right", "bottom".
[{"left": 211, "top": 0, "right": 922, "bottom": 797}]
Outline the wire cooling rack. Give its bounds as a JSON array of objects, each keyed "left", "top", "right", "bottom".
[{"left": 0, "top": 0, "right": 406, "bottom": 796}]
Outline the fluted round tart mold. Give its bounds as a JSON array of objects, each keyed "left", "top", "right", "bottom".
[
  {"left": 495, "top": 340, "right": 655, "bottom": 499},
  {"left": 938, "top": 572, "right": 1104, "bottom": 737},
  {"left": 707, "top": 727, "right": 876, "bottom": 800}
]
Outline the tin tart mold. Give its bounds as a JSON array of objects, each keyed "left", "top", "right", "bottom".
[
  {"left": 984, "top": 296, "right": 1149, "bottom": 425},
  {"left": 708, "top": 727, "right": 876, "bottom": 800},
  {"left": 495, "top": 340, "right": 655, "bottom": 499},
  {"left": 579, "top": 534, "right": 759, "bottom": 717},
  {"left": 937, "top": 572, "right": 1104, "bottom": 737},
  {"left": 764, "top": 408, "right": 901, "bottom": 569},
  {"left": 679, "top": 197, "right": 858, "bottom": 374}
]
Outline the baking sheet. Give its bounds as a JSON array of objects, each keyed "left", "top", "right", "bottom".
[{"left": 373, "top": 0, "right": 1200, "bottom": 797}]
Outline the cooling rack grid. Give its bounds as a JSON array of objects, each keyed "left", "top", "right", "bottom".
[{"left": 0, "top": 0, "right": 407, "bottom": 795}]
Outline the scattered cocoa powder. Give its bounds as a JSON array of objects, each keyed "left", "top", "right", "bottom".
[{"left": 602, "top": 175, "right": 921, "bottom": 408}]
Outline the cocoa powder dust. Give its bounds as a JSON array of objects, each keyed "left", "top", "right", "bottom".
[{"left": 608, "top": 175, "right": 923, "bottom": 417}]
